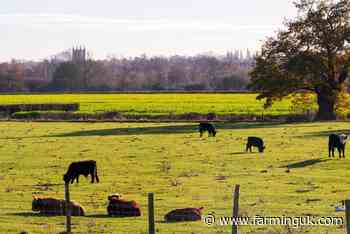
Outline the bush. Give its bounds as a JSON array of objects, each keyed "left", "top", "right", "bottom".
[
  {"left": 0, "top": 103, "right": 79, "bottom": 114},
  {"left": 335, "top": 91, "right": 350, "bottom": 119},
  {"left": 207, "top": 112, "right": 217, "bottom": 120},
  {"left": 12, "top": 111, "right": 41, "bottom": 119}
]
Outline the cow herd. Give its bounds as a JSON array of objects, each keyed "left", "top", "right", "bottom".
[
  {"left": 33, "top": 159, "right": 203, "bottom": 221},
  {"left": 200, "top": 122, "right": 348, "bottom": 158},
  {"left": 32, "top": 192, "right": 202, "bottom": 222},
  {"left": 31, "top": 122, "right": 348, "bottom": 222}
]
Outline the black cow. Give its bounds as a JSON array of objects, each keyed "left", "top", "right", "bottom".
[
  {"left": 329, "top": 133, "right": 347, "bottom": 158},
  {"left": 199, "top": 123, "right": 216, "bottom": 137},
  {"left": 246, "top": 137, "right": 265, "bottom": 153},
  {"left": 63, "top": 160, "right": 100, "bottom": 184}
]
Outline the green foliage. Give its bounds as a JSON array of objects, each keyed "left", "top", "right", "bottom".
[
  {"left": 0, "top": 122, "right": 347, "bottom": 233},
  {"left": 11, "top": 111, "right": 41, "bottom": 119}
]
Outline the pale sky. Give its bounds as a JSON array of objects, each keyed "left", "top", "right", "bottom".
[{"left": 0, "top": 0, "right": 297, "bottom": 61}]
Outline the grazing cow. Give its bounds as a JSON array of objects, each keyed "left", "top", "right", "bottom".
[
  {"left": 164, "top": 207, "right": 203, "bottom": 222},
  {"left": 32, "top": 196, "right": 85, "bottom": 216},
  {"left": 329, "top": 133, "right": 347, "bottom": 158},
  {"left": 107, "top": 194, "right": 141, "bottom": 217},
  {"left": 246, "top": 136, "right": 265, "bottom": 153},
  {"left": 63, "top": 160, "right": 99, "bottom": 184},
  {"left": 199, "top": 123, "right": 216, "bottom": 137}
]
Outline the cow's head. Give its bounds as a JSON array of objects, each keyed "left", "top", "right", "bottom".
[
  {"left": 259, "top": 145, "right": 266, "bottom": 153},
  {"left": 32, "top": 196, "right": 41, "bottom": 211},
  {"left": 63, "top": 174, "right": 70, "bottom": 184},
  {"left": 340, "top": 134, "right": 348, "bottom": 145},
  {"left": 108, "top": 194, "right": 121, "bottom": 201}
]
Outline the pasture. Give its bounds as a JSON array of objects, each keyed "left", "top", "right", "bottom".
[
  {"left": 0, "top": 93, "right": 299, "bottom": 116},
  {"left": 0, "top": 121, "right": 348, "bottom": 233}
]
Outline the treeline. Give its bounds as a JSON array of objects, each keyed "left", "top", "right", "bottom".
[{"left": 0, "top": 52, "right": 254, "bottom": 92}]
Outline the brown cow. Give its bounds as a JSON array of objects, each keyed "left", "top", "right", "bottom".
[
  {"left": 107, "top": 194, "right": 141, "bottom": 217},
  {"left": 164, "top": 207, "right": 203, "bottom": 222},
  {"left": 32, "top": 196, "right": 85, "bottom": 216}
]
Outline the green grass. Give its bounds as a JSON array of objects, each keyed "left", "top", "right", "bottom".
[
  {"left": 0, "top": 93, "right": 297, "bottom": 116},
  {"left": 0, "top": 121, "right": 348, "bottom": 233}
]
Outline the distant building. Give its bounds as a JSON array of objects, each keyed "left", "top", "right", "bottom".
[{"left": 72, "top": 47, "right": 87, "bottom": 63}]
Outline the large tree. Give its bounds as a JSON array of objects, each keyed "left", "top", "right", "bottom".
[{"left": 249, "top": 0, "right": 350, "bottom": 120}]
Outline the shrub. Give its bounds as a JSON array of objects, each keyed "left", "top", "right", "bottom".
[
  {"left": 11, "top": 111, "right": 41, "bottom": 119},
  {"left": 0, "top": 103, "right": 79, "bottom": 114}
]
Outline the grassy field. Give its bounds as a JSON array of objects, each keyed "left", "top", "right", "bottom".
[
  {"left": 0, "top": 93, "right": 300, "bottom": 116},
  {"left": 0, "top": 121, "right": 348, "bottom": 233}
]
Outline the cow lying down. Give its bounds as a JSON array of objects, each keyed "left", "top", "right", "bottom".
[
  {"left": 32, "top": 196, "right": 85, "bottom": 216},
  {"left": 107, "top": 194, "right": 141, "bottom": 217},
  {"left": 164, "top": 207, "right": 203, "bottom": 222}
]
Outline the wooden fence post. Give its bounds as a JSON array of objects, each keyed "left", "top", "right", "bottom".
[
  {"left": 148, "top": 193, "right": 155, "bottom": 234},
  {"left": 345, "top": 200, "right": 350, "bottom": 234},
  {"left": 65, "top": 182, "right": 72, "bottom": 234},
  {"left": 232, "top": 185, "right": 240, "bottom": 234}
]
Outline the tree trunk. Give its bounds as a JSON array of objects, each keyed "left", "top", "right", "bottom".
[{"left": 315, "top": 91, "right": 337, "bottom": 120}]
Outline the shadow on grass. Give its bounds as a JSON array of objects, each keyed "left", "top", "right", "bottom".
[
  {"left": 50, "top": 124, "right": 197, "bottom": 137},
  {"left": 157, "top": 220, "right": 200, "bottom": 224},
  {"left": 85, "top": 214, "right": 132, "bottom": 219},
  {"left": 284, "top": 158, "right": 329, "bottom": 169},
  {"left": 231, "top": 152, "right": 247, "bottom": 155},
  {"left": 12, "top": 212, "right": 126, "bottom": 219},
  {"left": 46, "top": 122, "right": 285, "bottom": 138},
  {"left": 231, "top": 151, "right": 262, "bottom": 155},
  {"left": 215, "top": 122, "right": 285, "bottom": 130},
  {"left": 305, "top": 129, "right": 350, "bottom": 138},
  {"left": 11, "top": 212, "right": 60, "bottom": 217}
]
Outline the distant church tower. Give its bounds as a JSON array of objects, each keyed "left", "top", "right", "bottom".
[{"left": 72, "top": 46, "right": 86, "bottom": 63}]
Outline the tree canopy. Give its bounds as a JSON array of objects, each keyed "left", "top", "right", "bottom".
[{"left": 249, "top": 0, "right": 350, "bottom": 120}]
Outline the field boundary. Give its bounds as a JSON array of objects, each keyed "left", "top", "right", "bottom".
[
  {"left": 0, "top": 90, "right": 254, "bottom": 95},
  {"left": 0, "top": 111, "right": 314, "bottom": 123}
]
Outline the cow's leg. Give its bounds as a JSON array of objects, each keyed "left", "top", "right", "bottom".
[
  {"left": 76, "top": 175, "right": 79, "bottom": 183},
  {"left": 332, "top": 147, "right": 335, "bottom": 157},
  {"left": 199, "top": 130, "right": 203, "bottom": 137},
  {"left": 328, "top": 145, "right": 331, "bottom": 158},
  {"left": 95, "top": 170, "right": 100, "bottom": 183},
  {"left": 91, "top": 172, "right": 95, "bottom": 183},
  {"left": 341, "top": 146, "right": 345, "bottom": 158},
  {"left": 337, "top": 147, "right": 342, "bottom": 158},
  {"left": 343, "top": 145, "right": 346, "bottom": 158},
  {"left": 246, "top": 144, "right": 249, "bottom": 152}
]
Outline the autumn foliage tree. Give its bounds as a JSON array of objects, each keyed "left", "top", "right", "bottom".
[{"left": 249, "top": 0, "right": 350, "bottom": 120}]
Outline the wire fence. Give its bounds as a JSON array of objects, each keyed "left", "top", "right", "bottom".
[{"left": 1, "top": 183, "right": 242, "bottom": 234}]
